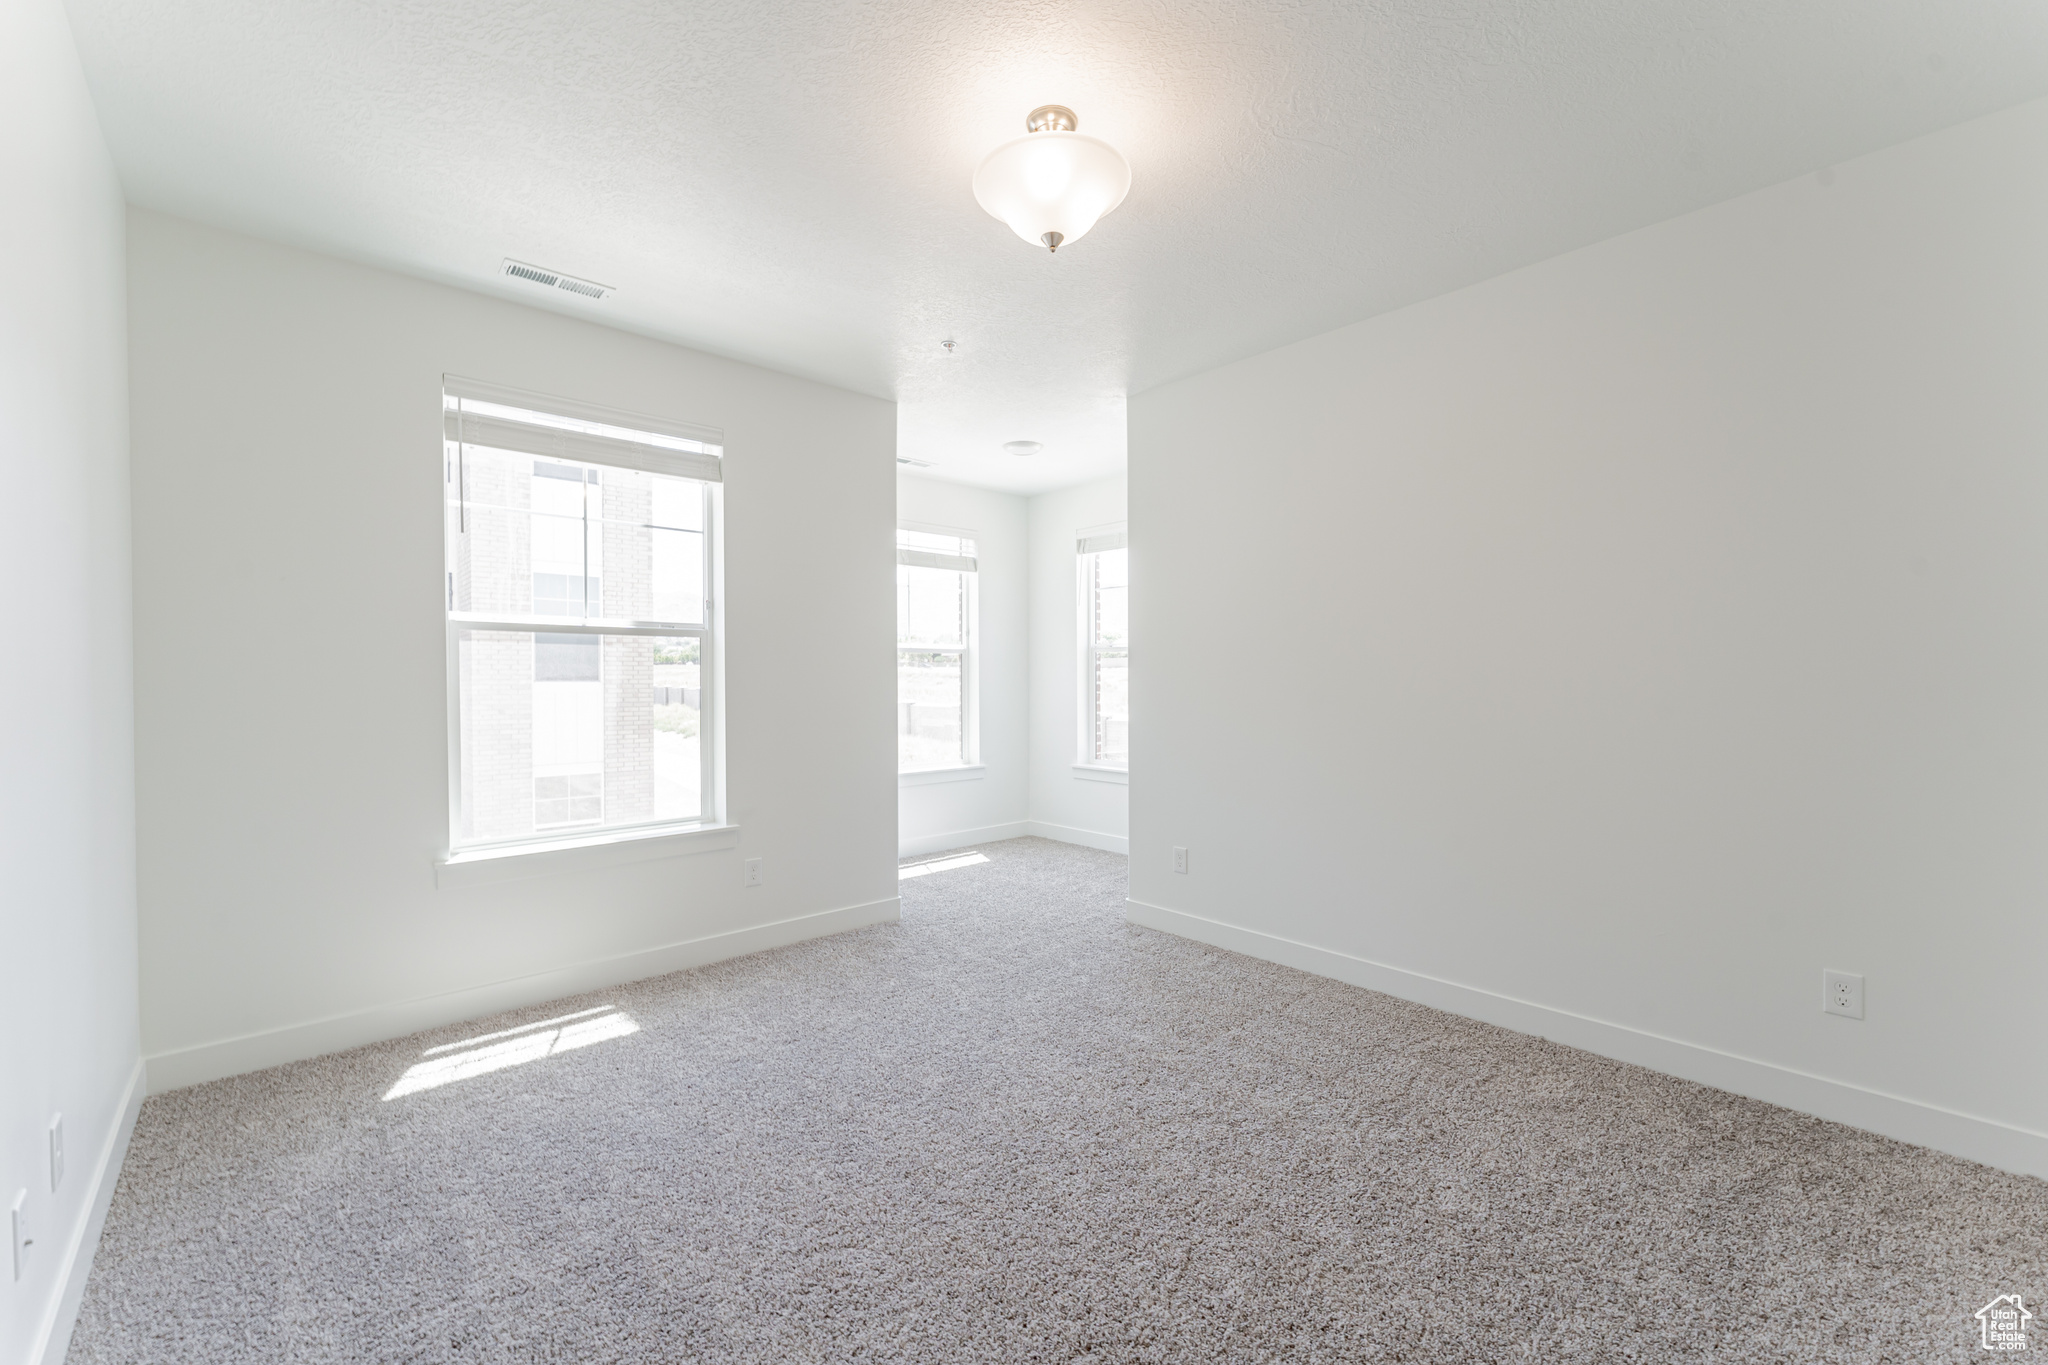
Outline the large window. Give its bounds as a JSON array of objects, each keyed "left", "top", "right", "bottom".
[
  {"left": 1079, "top": 530, "right": 1127, "bottom": 769},
  {"left": 897, "top": 527, "right": 978, "bottom": 772},
  {"left": 443, "top": 378, "right": 723, "bottom": 852}
]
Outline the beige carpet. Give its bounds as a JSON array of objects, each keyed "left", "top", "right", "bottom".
[{"left": 69, "top": 837, "right": 2047, "bottom": 1362}]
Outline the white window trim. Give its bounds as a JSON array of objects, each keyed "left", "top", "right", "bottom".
[
  {"left": 899, "top": 764, "right": 986, "bottom": 786},
  {"left": 897, "top": 521, "right": 980, "bottom": 774},
  {"left": 441, "top": 377, "right": 727, "bottom": 867},
  {"left": 436, "top": 822, "right": 741, "bottom": 889},
  {"left": 1077, "top": 523, "right": 1128, "bottom": 772}
]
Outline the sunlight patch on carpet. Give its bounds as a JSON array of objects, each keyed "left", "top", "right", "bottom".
[
  {"left": 383, "top": 1006, "right": 639, "bottom": 1099},
  {"left": 899, "top": 851, "right": 989, "bottom": 880}
]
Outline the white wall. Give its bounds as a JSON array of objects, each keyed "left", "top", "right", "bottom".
[
  {"left": 896, "top": 475, "right": 1029, "bottom": 858},
  {"left": 129, "top": 210, "right": 898, "bottom": 1092},
  {"left": 1129, "top": 98, "right": 2048, "bottom": 1178},
  {"left": 0, "top": 3, "right": 142, "bottom": 1362},
  {"left": 1027, "top": 476, "right": 1128, "bottom": 853}
]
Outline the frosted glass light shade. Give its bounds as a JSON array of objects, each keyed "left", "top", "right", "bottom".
[{"left": 972, "top": 131, "right": 1132, "bottom": 251}]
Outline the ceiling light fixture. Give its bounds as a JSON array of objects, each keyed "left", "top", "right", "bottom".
[
  {"left": 973, "top": 107, "right": 1131, "bottom": 254},
  {"left": 1004, "top": 440, "right": 1043, "bottom": 457}
]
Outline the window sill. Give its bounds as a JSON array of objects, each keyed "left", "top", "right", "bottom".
[
  {"left": 1072, "top": 764, "right": 1128, "bottom": 785},
  {"left": 899, "top": 765, "right": 986, "bottom": 787},
  {"left": 436, "top": 822, "right": 741, "bottom": 889}
]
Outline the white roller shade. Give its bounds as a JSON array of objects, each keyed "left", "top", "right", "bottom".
[
  {"left": 1077, "top": 529, "right": 1127, "bottom": 555},
  {"left": 443, "top": 375, "right": 724, "bottom": 482},
  {"left": 897, "top": 548, "right": 977, "bottom": 572}
]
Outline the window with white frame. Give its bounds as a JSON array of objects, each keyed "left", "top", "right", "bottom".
[
  {"left": 1078, "top": 529, "right": 1127, "bottom": 768},
  {"left": 897, "top": 527, "right": 978, "bottom": 772},
  {"left": 443, "top": 377, "right": 723, "bottom": 852}
]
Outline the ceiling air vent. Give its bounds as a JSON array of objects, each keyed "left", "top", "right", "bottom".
[{"left": 502, "top": 259, "right": 612, "bottom": 301}]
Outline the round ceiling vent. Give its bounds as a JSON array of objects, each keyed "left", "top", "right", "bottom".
[{"left": 1003, "top": 440, "right": 1043, "bottom": 457}]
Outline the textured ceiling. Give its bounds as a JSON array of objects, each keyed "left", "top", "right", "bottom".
[{"left": 66, "top": 0, "right": 2048, "bottom": 493}]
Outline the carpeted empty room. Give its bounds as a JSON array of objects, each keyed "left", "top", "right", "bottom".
[
  {"left": 65, "top": 841, "right": 2048, "bottom": 1363},
  {"left": 14, "top": 3, "right": 2048, "bottom": 1362}
]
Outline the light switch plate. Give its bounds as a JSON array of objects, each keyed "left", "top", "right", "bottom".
[{"left": 10, "top": 1189, "right": 28, "bottom": 1282}]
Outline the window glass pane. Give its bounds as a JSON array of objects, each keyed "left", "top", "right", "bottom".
[
  {"left": 531, "top": 462, "right": 592, "bottom": 620},
  {"left": 449, "top": 444, "right": 550, "bottom": 616},
  {"left": 455, "top": 628, "right": 701, "bottom": 845},
  {"left": 534, "top": 632, "right": 599, "bottom": 681},
  {"left": 1092, "top": 548, "right": 1127, "bottom": 646},
  {"left": 651, "top": 476, "right": 703, "bottom": 532},
  {"left": 650, "top": 636, "right": 703, "bottom": 823},
  {"left": 897, "top": 565, "right": 964, "bottom": 647},
  {"left": 590, "top": 466, "right": 706, "bottom": 625},
  {"left": 1093, "top": 648, "right": 1128, "bottom": 765},
  {"left": 532, "top": 573, "right": 601, "bottom": 619},
  {"left": 647, "top": 480, "right": 706, "bottom": 625},
  {"left": 898, "top": 651, "right": 962, "bottom": 770},
  {"left": 601, "top": 468, "right": 704, "bottom": 625},
  {"left": 649, "top": 527, "right": 705, "bottom": 624},
  {"left": 448, "top": 447, "right": 703, "bottom": 626}
]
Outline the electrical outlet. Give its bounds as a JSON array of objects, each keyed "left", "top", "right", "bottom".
[
  {"left": 1822, "top": 969, "right": 1864, "bottom": 1019},
  {"left": 48, "top": 1115, "right": 63, "bottom": 1192},
  {"left": 10, "top": 1189, "right": 28, "bottom": 1282},
  {"left": 1172, "top": 846, "right": 1188, "bottom": 875},
  {"left": 744, "top": 857, "right": 762, "bottom": 888}
]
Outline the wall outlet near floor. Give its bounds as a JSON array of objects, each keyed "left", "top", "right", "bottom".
[
  {"left": 1822, "top": 969, "right": 1864, "bottom": 1019},
  {"left": 1172, "top": 846, "right": 1188, "bottom": 875},
  {"left": 48, "top": 1114, "right": 63, "bottom": 1192},
  {"left": 10, "top": 1189, "right": 28, "bottom": 1282},
  {"left": 744, "top": 857, "right": 763, "bottom": 888}
]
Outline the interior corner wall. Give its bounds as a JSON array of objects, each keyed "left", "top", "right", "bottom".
[
  {"left": 896, "top": 475, "right": 1029, "bottom": 858},
  {"left": 1129, "top": 97, "right": 2048, "bottom": 1178},
  {"left": 1027, "top": 475, "right": 1128, "bottom": 854},
  {"left": 0, "top": 2, "right": 142, "bottom": 1362},
  {"left": 127, "top": 210, "right": 898, "bottom": 1094}
]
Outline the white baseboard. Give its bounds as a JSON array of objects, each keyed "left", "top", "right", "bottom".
[
  {"left": 898, "top": 821, "right": 1030, "bottom": 860},
  {"left": 145, "top": 897, "right": 902, "bottom": 1095},
  {"left": 1126, "top": 898, "right": 2048, "bottom": 1181},
  {"left": 1025, "top": 820, "right": 1128, "bottom": 855},
  {"left": 898, "top": 821, "right": 1130, "bottom": 859},
  {"left": 34, "top": 1054, "right": 145, "bottom": 1365}
]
